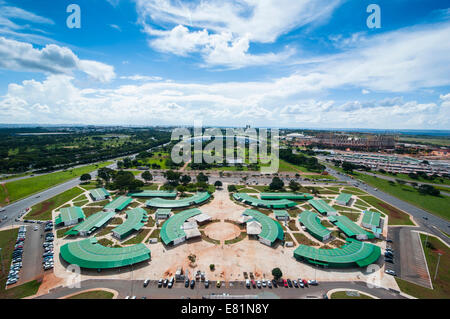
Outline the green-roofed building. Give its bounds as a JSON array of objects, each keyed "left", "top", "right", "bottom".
[
  {"left": 60, "top": 238, "right": 151, "bottom": 269},
  {"left": 260, "top": 193, "right": 313, "bottom": 200},
  {"left": 89, "top": 188, "right": 110, "bottom": 201},
  {"left": 104, "top": 196, "right": 133, "bottom": 212},
  {"left": 242, "top": 209, "right": 284, "bottom": 246},
  {"left": 65, "top": 211, "right": 116, "bottom": 237},
  {"left": 331, "top": 215, "right": 375, "bottom": 240},
  {"left": 335, "top": 193, "right": 353, "bottom": 206},
  {"left": 233, "top": 193, "right": 297, "bottom": 209},
  {"left": 160, "top": 208, "right": 203, "bottom": 246},
  {"left": 146, "top": 192, "right": 211, "bottom": 209},
  {"left": 298, "top": 210, "right": 331, "bottom": 241},
  {"left": 273, "top": 210, "right": 290, "bottom": 221},
  {"left": 112, "top": 208, "right": 148, "bottom": 240},
  {"left": 293, "top": 238, "right": 381, "bottom": 268},
  {"left": 155, "top": 209, "right": 172, "bottom": 220},
  {"left": 127, "top": 190, "right": 177, "bottom": 198},
  {"left": 55, "top": 206, "right": 86, "bottom": 227},
  {"left": 361, "top": 210, "right": 381, "bottom": 229},
  {"left": 308, "top": 199, "right": 338, "bottom": 216}
]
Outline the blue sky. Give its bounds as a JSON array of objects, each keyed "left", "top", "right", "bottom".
[{"left": 0, "top": 0, "right": 449, "bottom": 129}]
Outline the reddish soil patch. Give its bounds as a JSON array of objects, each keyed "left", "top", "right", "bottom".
[
  {"left": 204, "top": 222, "right": 241, "bottom": 241},
  {"left": 30, "top": 201, "right": 53, "bottom": 216}
]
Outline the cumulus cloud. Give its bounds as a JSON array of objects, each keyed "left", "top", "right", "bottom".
[
  {"left": 1, "top": 74, "right": 448, "bottom": 129},
  {"left": 136, "top": 0, "right": 342, "bottom": 68},
  {"left": 0, "top": 37, "right": 116, "bottom": 82},
  {"left": 120, "top": 75, "right": 163, "bottom": 81}
]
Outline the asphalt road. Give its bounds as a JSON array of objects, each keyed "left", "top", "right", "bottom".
[
  {"left": 387, "top": 227, "right": 432, "bottom": 288},
  {"left": 0, "top": 163, "right": 116, "bottom": 228},
  {"left": 325, "top": 167, "right": 450, "bottom": 245},
  {"left": 35, "top": 279, "right": 405, "bottom": 299}
]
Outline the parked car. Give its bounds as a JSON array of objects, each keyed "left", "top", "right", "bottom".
[
  {"left": 283, "top": 280, "right": 288, "bottom": 288},
  {"left": 293, "top": 280, "right": 298, "bottom": 288},
  {"left": 287, "top": 279, "right": 292, "bottom": 287},
  {"left": 302, "top": 279, "right": 308, "bottom": 287},
  {"left": 216, "top": 281, "right": 221, "bottom": 288},
  {"left": 204, "top": 280, "right": 209, "bottom": 288},
  {"left": 246, "top": 279, "right": 251, "bottom": 288},
  {"left": 385, "top": 269, "right": 396, "bottom": 276},
  {"left": 185, "top": 279, "right": 190, "bottom": 288},
  {"left": 158, "top": 279, "right": 163, "bottom": 288},
  {"left": 190, "top": 280, "right": 195, "bottom": 289},
  {"left": 308, "top": 280, "right": 318, "bottom": 286},
  {"left": 272, "top": 280, "right": 278, "bottom": 288},
  {"left": 143, "top": 279, "right": 150, "bottom": 287},
  {"left": 256, "top": 280, "right": 261, "bottom": 288}
]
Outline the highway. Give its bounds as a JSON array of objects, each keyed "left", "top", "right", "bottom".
[
  {"left": 325, "top": 166, "right": 450, "bottom": 246},
  {"left": 0, "top": 162, "right": 116, "bottom": 228}
]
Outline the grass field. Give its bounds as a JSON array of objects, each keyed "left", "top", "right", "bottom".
[
  {"left": 67, "top": 290, "right": 114, "bottom": 299},
  {"left": 359, "top": 195, "right": 413, "bottom": 225},
  {"left": 395, "top": 234, "right": 449, "bottom": 299},
  {"left": 122, "top": 228, "right": 152, "bottom": 245},
  {"left": 367, "top": 171, "right": 450, "bottom": 186},
  {"left": 24, "top": 187, "right": 84, "bottom": 220},
  {"left": 330, "top": 291, "right": 374, "bottom": 299},
  {"left": 354, "top": 172, "right": 450, "bottom": 221},
  {"left": 0, "top": 161, "right": 112, "bottom": 207}
]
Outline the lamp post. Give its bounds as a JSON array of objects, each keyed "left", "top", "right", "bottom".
[{"left": 434, "top": 253, "right": 442, "bottom": 281}]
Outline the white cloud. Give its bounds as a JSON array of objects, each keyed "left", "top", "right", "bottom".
[
  {"left": 1, "top": 74, "right": 448, "bottom": 129},
  {"left": 0, "top": 37, "right": 116, "bottom": 82},
  {"left": 136, "top": 0, "right": 342, "bottom": 68},
  {"left": 120, "top": 75, "right": 163, "bottom": 81}
]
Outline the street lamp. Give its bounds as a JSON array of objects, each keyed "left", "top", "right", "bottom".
[{"left": 434, "top": 252, "right": 443, "bottom": 281}]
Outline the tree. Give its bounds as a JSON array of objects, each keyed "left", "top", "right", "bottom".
[
  {"left": 180, "top": 175, "right": 191, "bottom": 185},
  {"left": 214, "top": 180, "right": 223, "bottom": 189},
  {"left": 197, "top": 172, "right": 209, "bottom": 183},
  {"left": 418, "top": 184, "right": 440, "bottom": 196},
  {"left": 142, "top": 171, "right": 153, "bottom": 183},
  {"left": 289, "top": 180, "right": 300, "bottom": 192},
  {"left": 164, "top": 170, "right": 181, "bottom": 186},
  {"left": 209, "top": 264, "right": 215, "bottom": 271},
  {"left": 228, "top": 184, "right": 237, "bottom": 192},
  {"left": 272, "top": 267, "right": 283, "bottom": 280},
  {"left": 80, "top": 173, "right": 91, "bottom": 181},
  {"left": 113, "top": 170, "right": 142, "bottom": 191},
  {"left": 269, "top": 177, "right": 284, "bottom": 190},
  {"left": 342, "top": 161, "right": 355, "bottom": 173}
]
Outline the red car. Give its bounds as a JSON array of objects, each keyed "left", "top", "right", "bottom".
[
  {"left": 251, "top": 280, "right": 256, "bottom": 288},
  {"left": 283, "top": 280, "right": 288, "bottom": 288},
  {"left": 302, "top": 279, "right": 308, "bottom": 287}
]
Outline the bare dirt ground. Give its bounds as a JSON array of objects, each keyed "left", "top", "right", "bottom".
[{"left": 204, "top": 221, "right": 241, "bottom": 241}]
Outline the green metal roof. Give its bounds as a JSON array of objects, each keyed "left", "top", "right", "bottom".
[
  {"left": 298, "top": 210, "right": 331, "bottom": 241},
  {"left": 112, "top": 208, "right": 148, "bottom": 239},
  {"left": 336, "top": 193, "right": 352, "bottom": 205},
  {"left": 60, "top": 238, "right": 151, "bottom": 269},
  {"left": 233, "top": 193, "right": 297, "bottom": 209},
  {"left": 155, "top": 209, "right": 171, "bottom": 217},
  {"left": 55, "top": 206, "right": 85, "bottom": 226},
  {"left": 160, "top": 208, "right": 202, "bottom": 245},
  {"left": 362, "top": 210, "right": 381, "bottom": 228},
  {"left": 127, "top": 190, "right": 177, "bottom": 198},
  {"left": 273, "top": 210, "right": 290, "bottom": 218},
  {"left": 308, "top": 199, "right": 337, "bottom": 215},
  {"left": 65, "top": 211, "right": 116, "bottom": 236},
  {"left": 104, "top": 196, "right": 133, "bottom": 211},
  {"left": 243, "top": 209, "right": 284, "bottom": 244},
  {"left": 293, "top": 238, "right": 381, "bottom": 268},
  {"left": 331, "top": 215, "right": 374, "bottom": 239},
  {"left": 260, "top": 193, "right": 313, "bottom": 200},
  {"left": 89, "top": 188, "right": 110, "bottom": 201},
  {"left": 146, "top": 192, "right": 210, "bottom": 208}
]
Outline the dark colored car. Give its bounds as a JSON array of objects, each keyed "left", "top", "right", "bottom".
[
  {"left": 185, "top": 279, "right": 190, "bottom": 288},
  {"left": 287, "top": 279, "right": 292, "bottom": 287},
  {"left": 190, "top": 280, "right": 195, "bottom": 289},
  {"left": 272, "top": 280, "right": 278, "bottom": 288}
]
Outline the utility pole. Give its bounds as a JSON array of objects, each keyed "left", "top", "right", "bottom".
[
  {"left": 434, "top": 253, "right": 442, "bottom": 281},
  {"left": 0, "top": 248, "right": 3, "bottom": 274}
]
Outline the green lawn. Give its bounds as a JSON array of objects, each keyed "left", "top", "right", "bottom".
[
  {"left": 24, "top": 187, "right": 84, "bottom": 220},
  {"left": 395, "top": 234, "right": 449, "bottom": 299},
  {"left": 67, "top": 290, "right": 114, "bottom": 299},
  {"left": 330, "top": 291, "right": 374, "bottom": 299},
  {"left": 355, "top": 172, "right": 450, "bottom": 221},
  {"left": 359, "top": 195, "right": 413, "bottom": 225},
  {"left": 122, "top": 228, "right": 152, "bottom": 245},
  {"left": 368, "top": 171, "right": 450, "bottom": 186},
  {"left": 0, "top": 161, "right": 112, "bottom": 207}
]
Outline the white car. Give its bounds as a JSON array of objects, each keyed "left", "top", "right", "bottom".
[{"left": 385, "top": 269, "right": 396, "bottom": 276}]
